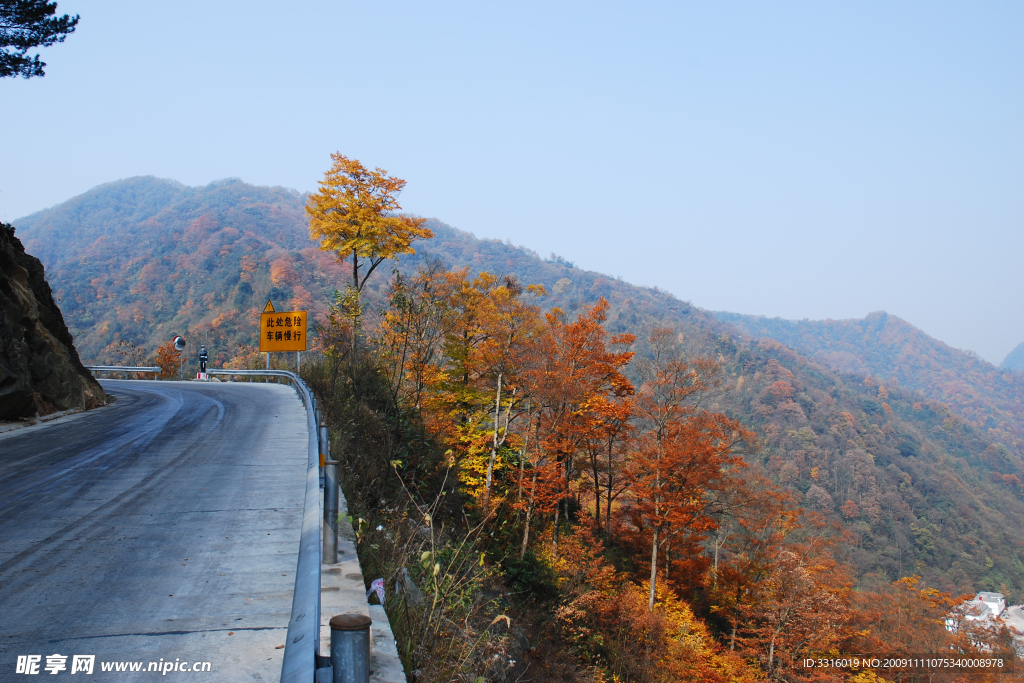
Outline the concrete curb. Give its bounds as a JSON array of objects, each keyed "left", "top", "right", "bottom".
[{"left": 319, "top": 488, "right": 406, "bottom": 682}]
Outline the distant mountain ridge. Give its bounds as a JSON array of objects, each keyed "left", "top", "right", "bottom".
[
  {"left": 14, "top": 176, "right": 1024, "bottom": 597},
  {"left": 1003, "top": 342, "right": 1024, "bottom": 372},
  {"left": 715, "top": 310, "right": 1024, "bottom": 452}
]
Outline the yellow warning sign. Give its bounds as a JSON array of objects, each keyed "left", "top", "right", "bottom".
[{"left": 260, "top": 309, "right": 308, "bottom": 352}]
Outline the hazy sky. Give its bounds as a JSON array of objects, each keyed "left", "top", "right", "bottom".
[{"left": 2, "top": 1, "right": 1021, "bottom": 363}]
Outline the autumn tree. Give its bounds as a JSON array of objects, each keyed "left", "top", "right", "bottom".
[
  {"left": 847, "top": 574, "right": 1014, "bottom": 664},
  {"left": 378, "top": 266, "right": 546, "bottom": 514},
  {"left": 1, "top": 0, "right": 78, "bottom": 78},
  {"left": 709, "top": 478, "right": 802, "bottom": 652},
  {"left": 524, "top": 299, "right": 634, "bottom": 557},
  {"left": 629, "top": 411, "right": 750, "bottom": 609},
  {"left": 306, "top": 153, "right": 432, "bottom": 300},
  {"left": 376, "top": 261, "right": 463, "bottom": 412},
  {"left": 579, "top": 393, "right": 633, "bottom": 537},
  {"left": 435, "top": 272, "right": 546, "bottom": 511},
  {"left": 625, "top": 329, "right": 750, "bottom": 608},
  {"left": 154, "top": 340, "right": 181, "bottom": 380},
  {"left": 470, "top": 275, "right": 547, "bottom": 510},
  {"left": 552, "top": 524, "right": 758, "bottom": 683},
  {"left": 103, "top": 339, "right": 148, "bottom": 368},
  {"left": 734, "top": 532, "right": 854, "bottom": 679},
  {"left": 633, "top": 328, "right": 722, "bottom": 438}
]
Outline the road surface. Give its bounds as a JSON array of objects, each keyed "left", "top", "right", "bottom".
[
  {"left": 1004, "top": 604, "right": 1024, "bottom": 634},
  {"left": 0, "top": 380, "right": 308, "bottom": 681}
]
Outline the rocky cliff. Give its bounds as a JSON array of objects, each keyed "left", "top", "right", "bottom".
[{"left": 0, "top": 222, "right": 104, "bottom": 421}]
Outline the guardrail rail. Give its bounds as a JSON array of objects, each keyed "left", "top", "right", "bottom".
[{"left": 84, "top": 365, "right": 161, "bottom": 376}]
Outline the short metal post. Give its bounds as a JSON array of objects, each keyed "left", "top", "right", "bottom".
[{"left": 329, "top": 614, "right": 371, "bottom": 683}]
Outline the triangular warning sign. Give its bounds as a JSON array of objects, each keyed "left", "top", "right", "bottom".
[{"left": 263, "top": 300, "right": 275, "bottom": 313}]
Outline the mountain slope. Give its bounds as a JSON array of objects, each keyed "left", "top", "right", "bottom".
[
  {"left": 14, "top": 177, "right": 1024, "bottom": 597},
  {"left": 715, "top": 311, "right": 1024, "bottom": 453},
  {"left": 15, "top": 176, "right": 341, "bottom": 366},
  {"left": 1003, "top": 342, "right": 1024, "bottom": 372}
]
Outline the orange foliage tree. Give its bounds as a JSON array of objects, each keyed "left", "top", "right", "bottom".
[
  {"left": 306, "top": 153, "right": 432, "bottom": 296},
  {"left": 154, "top": 340, "right": 181, "bottom": 380},
  {"left": 550, "top": 523, "right": 759, "bottom": 682},
  {"left": 523, "top": 298, "right": 634, "bottom": 557},
  {"left": 626, "top": 329, "right": 751, "bottom": 607},
  {"left": 377, "top": 266, "right": 546, "bottom": 513},
  {"left": 628, "top": 410, "right": 750, "bottom": 609}
]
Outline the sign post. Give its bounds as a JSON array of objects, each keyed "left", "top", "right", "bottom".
[
  {"left": 173, "top": 336, "right": 186, "bottom": 380},
  {"left": 259, "top": 300, "right": 308, "bottom": 373}
]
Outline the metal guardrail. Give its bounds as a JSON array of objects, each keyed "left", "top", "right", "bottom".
[
  {"left": 209, "top": 369, "right": 321, "bottom": 683},
  {"left": 84, "top": 365, "right": 161, "bottom": 373}
]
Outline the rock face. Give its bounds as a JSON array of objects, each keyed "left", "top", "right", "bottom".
[{"left": 0, "top": 223, "right": 104, "bottom": 420}]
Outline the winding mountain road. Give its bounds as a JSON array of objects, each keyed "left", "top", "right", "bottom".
[{"left": 0, "top": 380, "right": 308, "bottom": 681}]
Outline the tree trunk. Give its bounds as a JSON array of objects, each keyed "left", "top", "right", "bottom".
[
  {"left": 665, "top": 537, "right": 671, "bottom": 583},
  {"left": 517, "top": 409, "right": 531, "bottom": 503},
  {"left": 648, "top": 526, "right": 659, "bottom": 610},
  {"left": 713, "top": 534, "right": 722, "bottom": 589},
  {"left": 605, "top": 441, "right": 614, "bottom": 538},
  {"left": 520, "top": 504, "right": 533, "bottom": 558},
  {"left": 483, "top": 372, "right": 502, "bottom": 511},
  {"left": 606, "top": 469, "right": 614, "bottom": 537},
  {"left": 349, "top": 249, "right": 364, "bottom": 365},
  {"left": 552, "top": 500, "right": 561, "bottom": 559},
  {"left": 520, "top": 468, "right": 538, "bottom": 559}
]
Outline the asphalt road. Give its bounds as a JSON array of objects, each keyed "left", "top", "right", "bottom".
[{"left": 0, "top": 380, "right": 309, "bottom": 682}]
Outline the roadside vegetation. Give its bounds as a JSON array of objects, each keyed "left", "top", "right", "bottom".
[
  {"left": 293, "top": 156, "right": 1022, "bottom": 682},
  {"left": 300, "top": 267, "right": 1020, "bottom": 682}
]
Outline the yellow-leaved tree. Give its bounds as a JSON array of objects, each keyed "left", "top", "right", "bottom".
[{"left": 306, "top": 153, "right": 433, "bottom": 299}]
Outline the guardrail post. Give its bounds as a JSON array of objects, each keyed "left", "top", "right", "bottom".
[
  {"left": 324, "top": 462, "right": 339, "bottom": 564},
  {"left": 319, "top": 423, "right": 328, "bottom": 488},
  {"left": 329, "top": 614, "right": 371, "bottom": 683},
  {"left": 323, "top": 425, "right": 339, "bottom": 565}
]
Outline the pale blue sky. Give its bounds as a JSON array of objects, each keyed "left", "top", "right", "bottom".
[{"left": 2, "top": 1, "right": 1021, "bottom": 363}]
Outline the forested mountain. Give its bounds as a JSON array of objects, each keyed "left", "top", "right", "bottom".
[
  {"left": 14, "top": 176, "right": 1024, "bottom": 599},
  {"left": 714, "top": 311, "right": 1024, "bottom": 454},
  {"left": 1003, "top": 342, "right": 1024, "bottom": 372}
]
